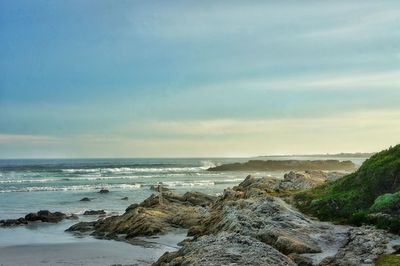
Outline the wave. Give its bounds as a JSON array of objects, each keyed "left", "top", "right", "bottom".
[
  {"left": 0, "top": 178, "right": 59, "bottom": 184},
  {"left": 161, "top": 180, "right": 215, "bottom": 187},
  {"left": 61, "top": 169, "right": 99, "bottom": 174},
  {"left": 0, "top": 183, "right": 141, "bottom": 193},
  {"left": 200, "top": 160, "right": 217, "bottom": 170},
  {"left": 214, "top": 178, "right": 245, "bottom": 184},
  {"left": 61, "top": 167, "right": 203, "bottom": 174},
  {"left": 62, "top": 175, "right": 144, "bottom": 181}
]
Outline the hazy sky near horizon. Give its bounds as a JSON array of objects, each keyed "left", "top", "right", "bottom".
[{"left": 0, "top": 1, "right": 400, "bottom": 158}]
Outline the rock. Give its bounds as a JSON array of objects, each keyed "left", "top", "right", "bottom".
[
  {"left": 125, "top": 203, "right": 139, "bottom": 212},
  {"left": 275, "top": 235, "right": 321, "bottom": 254},
  {"left": 321, "top": 226, "right": 395, "bottom": 265},
  {"left": 99, "top": 189, "right": 109, "bottom": 193},
  {"left": 67, "top": 191, "right": 215, "bottom": 239},
  {"left": 187, "top": 175, "right": 395, "bottom": 265},
  {"left": 66, "top": 221, "right": 97, "bottom": 233},
  {"left": 0, "top": 218, "right": 27, "bottom": 226},
  {"left": 83, "top": 210, "right": 106, "bottom": 215},
  {"left": 279, "top": 170, "right": 330, "bottom": 190},
  {"left": 208, "top": 159, "right": 357, "bottom": 171},
  {"left": 66, "top": 174, "right": 398, "bottom": 265},
  {"left": 26, "top": 210, "right": 66, "bottom": 223},
  {"left": 287, "top": 253, "right": 314, "bottom": 266},
  {"left": 1, "top": 210, "right": 76, "bottom": 227},
  {"left": 121, "top": 197, "right": 128, "bottom": 200},
  {"left": 150, "top": 185, "right": 170, "bottom": 192},
  {"left": 153, "top": 232, "right": 296, "bottom": 266},
  {"left": 80, "top": 197, "right": 91, "bottom": 202}
]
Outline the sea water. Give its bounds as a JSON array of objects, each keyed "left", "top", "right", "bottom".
[{"left": 0, "top": 158, "right": 254, "bottom": 220}]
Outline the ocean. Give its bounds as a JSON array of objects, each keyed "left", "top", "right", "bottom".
[{"left": 0, "top": 156, "right": 368, "bottom": 265}]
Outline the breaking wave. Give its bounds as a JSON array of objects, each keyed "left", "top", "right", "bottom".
[{"left": 0, "top": 183, "right": 141, "bottom": 193}]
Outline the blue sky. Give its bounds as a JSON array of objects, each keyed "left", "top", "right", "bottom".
[{"left": 0, "top": 1, "right": 399, "bottom": 158}]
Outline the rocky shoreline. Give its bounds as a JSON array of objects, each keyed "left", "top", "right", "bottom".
[
  {"left": 65, "top": 170, "right": 399, "bottom": 265},
  {"left": 208, "top": 160, "right": 357, "bottom": 172}
]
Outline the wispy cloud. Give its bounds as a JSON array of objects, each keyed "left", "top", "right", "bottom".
[
  {"left": 188, "top": 70, "right": 400, "bottom": 92},
  {"left": 0, "top": 134, "right": 61, "bottom": 144}
]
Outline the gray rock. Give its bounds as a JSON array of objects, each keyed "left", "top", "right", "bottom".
[
  {"left": 153, "top": 232, "right": 296, "bottom": 266},
  {"left": 80, "top": 197, "right": 91, "bottom": 202},
  {"left": 1, "top": 210, "right": 76, "bottom": 227},
  {"left": 83, "top": 210, "right": 106, "bottom": 215}
]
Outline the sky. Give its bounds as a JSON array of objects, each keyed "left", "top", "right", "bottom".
[{"left": 0, "top": 0, "right": 399, "bottom": 158}]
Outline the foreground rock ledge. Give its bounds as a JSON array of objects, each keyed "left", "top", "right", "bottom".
[{"left": 154, "top": 232, "right": 296, "bottom": 266}]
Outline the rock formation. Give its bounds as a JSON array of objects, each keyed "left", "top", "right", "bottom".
[
  {"left": 1, "top": 210, "right": 77, "bottom": 227},
  {"left": 66, "top": 191, "right": 216, "bottom": 240},
  {"left": 155, "top": 175, "right": 397, "bottom": 266},
  {"left": 208, "top": 160, "right": 356, "bottom": 171},
  {"left": 66, "top": 170, "right": 398, "bottom": 266}
]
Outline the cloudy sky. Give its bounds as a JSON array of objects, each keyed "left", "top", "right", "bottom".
[{"left": 0, "top": 1, "right": 399, "bottom": 158}]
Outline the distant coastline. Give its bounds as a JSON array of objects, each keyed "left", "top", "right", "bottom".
[{"left": 255, "top": 152, "right": 375, "bottom": 158}]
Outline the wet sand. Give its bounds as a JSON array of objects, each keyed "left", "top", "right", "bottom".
[{"left": 0, "top": 227, "right": 187, "bottom": 266}]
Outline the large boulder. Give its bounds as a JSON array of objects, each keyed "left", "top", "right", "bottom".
[
  {"left": 153, "top": 232, "right": 296, "bottom": 266},
  {"left": 83, "top": 210, "right": 106, "bottom": 215}
]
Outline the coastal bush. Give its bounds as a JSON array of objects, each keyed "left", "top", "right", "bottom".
[
  {"left": 370, "top": 192, "right": 400, "bottom": 213},
  {"left": 294, "top": 144, "right": 400, "bottom": 233}
]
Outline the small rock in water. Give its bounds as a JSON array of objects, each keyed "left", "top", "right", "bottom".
[
  {"left": 80, "top": 197, "right": 91, "bottom": 202},
  {"left": 83, "top": 210, "right": 106, "bottom": 215},
  {"left": 99, "top": 189, "right": 109, "bottom": 193},
  {"left": 121, "top": 196, "right": 128, "bottom": 200},
  {"left": 1, "top": 210, "right": 74, "bottom": 227}
]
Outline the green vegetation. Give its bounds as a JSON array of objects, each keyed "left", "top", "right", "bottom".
[
  {"left": 376, "top": 254, "right": 400, "bottom": 266},
  {"left": 294, "top": 144, "right": 400, "bottom": 233},
  {"left": 370, "top": 191, "right": 400, "bottom": 213}
]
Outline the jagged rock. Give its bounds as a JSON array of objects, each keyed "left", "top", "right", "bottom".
[
  {"left": 187, "top": 176, "right": 395, "bottom": 265},
  {"left": 83, "top": 210, "right": 106, "bottom": 215},
  {"left": 66, "top": 191, "right": 215, "bottom": 239},
  {"left": 80, "top": 197, "right": 91, "bottom": 202},
  {"left": 0, "top": 218, "right": 27, "bottom": 226},
  {"left": 66, "top": 221, "right": 97, "bottom": 233},
  {"left": 1, "top": 210, "right": 77, "bottom": 227},
  {"left": 280, "top": 170, "right": 331, "bottom": 190},
  {"left": 121, "top": 196, "right": 129, "bottom": 200},
  {"left": 320, "top": 226, "right": 395, "bottom": 266},
  {"left": 153, "top": 232, "right": 296, "bottom": 266}
]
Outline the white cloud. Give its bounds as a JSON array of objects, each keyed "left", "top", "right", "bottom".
[
  {"left": 0, "top": 134, "right": 61, "bottom": 144},
  {"left": 188, "top": 70, "right": 400, "bottom": 92},
  {"left": 1, "top": 109, "right": 399, "bottom": 157}
]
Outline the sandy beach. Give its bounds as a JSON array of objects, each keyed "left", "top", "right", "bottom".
[{"left": 0, "top": 231, "right": 186, "bottom": 266}]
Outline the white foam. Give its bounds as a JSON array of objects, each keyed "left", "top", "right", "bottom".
[
  {"left": 62, "top": 167, "right": 203, "bottom": 174},
  {"left": 0, "top": 178, "right": 59, "bottom": 184},
  {"left": 161, "top": 180, "right": 215, "bottom": 187},
  {"left": 0, "top": 183, "right": 141, "bottom": 193},
  {"left": 200, "top": 160, "right": 217, "bottom": 169}
]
